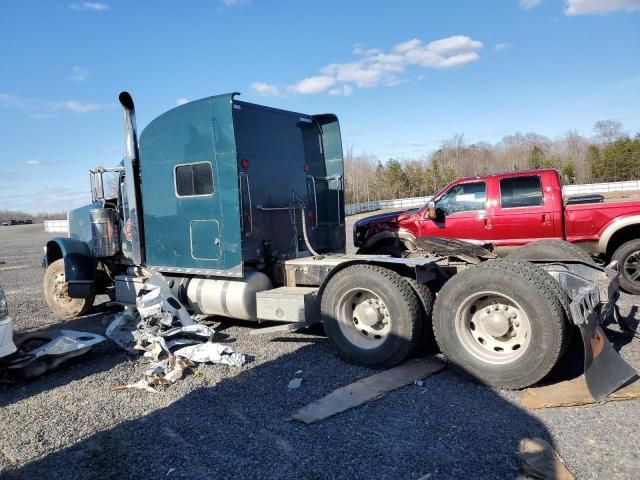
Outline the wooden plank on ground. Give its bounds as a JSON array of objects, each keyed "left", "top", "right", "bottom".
[
  {"left": 291, "top": 358, "right": 446, "bottom": 424},
  {"left": 522, "top": 375, "right": 640, "bottom": 409}
]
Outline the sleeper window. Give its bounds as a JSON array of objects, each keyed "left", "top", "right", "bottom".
[
  {"left": 175, "top": 162, "right": 214, "bottom": 197},
  {"left": 500, "top": 176, "right": 543, "bottom": 209}
]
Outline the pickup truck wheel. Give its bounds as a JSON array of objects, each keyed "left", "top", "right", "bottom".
[
  {"left": 509, "top": 239, "right": 595, "bottom": 264},
  {"left": 612, "top": 239, "right": 640, "bottom": 295},
  {"left": 43, "top": 259, "right": 95, "bottom": 319},
  {"left": 432, "top": 260, "right": 566, "bottom": 389},
  {"left": 371, "top": 240, "right": 408, "bottom": 257},
  {"left": 321, "top": 265, "right": 420, "bottom": 368}
]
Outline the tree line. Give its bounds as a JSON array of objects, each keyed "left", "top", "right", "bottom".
[{"left": 344, "top": 119, "right": 640, "bottom": 204}]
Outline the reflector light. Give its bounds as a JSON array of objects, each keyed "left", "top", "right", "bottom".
[
  {"left": 303, "top": 164, "right": 310, "bottom": 173},
  {"left": 241, "top": 159, "right": 250, "bottom": 169}
]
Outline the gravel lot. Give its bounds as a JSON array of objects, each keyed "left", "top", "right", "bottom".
[{"left": 1, "top": 223, "right": 639, "bottom": 480}]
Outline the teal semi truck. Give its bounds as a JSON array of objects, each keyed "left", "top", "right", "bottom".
[{"left": 41, "top": 92, "right": 635, "bottom": 400}]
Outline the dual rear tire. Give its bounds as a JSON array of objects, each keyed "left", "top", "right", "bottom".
[{"left": 322, "top": 258, "right": 568, "bottom": 390}]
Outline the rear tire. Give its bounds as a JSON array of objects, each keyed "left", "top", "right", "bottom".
[
  {"left": 612, "top": 239, "right": 640, "bottom": 295},
  {"left": 509, "top": 239, "right": 595, "bottom": 264},
  {"left": 432, "top": 259, "right": 566, "bottom": 389},
  {"left": 404, "top": 277, "right": 436, "bottom": 355},
  {"left": 321, "top": 264, "right": 420, "bottom": 368},
  {"left": 43, "top": 259, "right": 95, "bottom": 319},
  {"left": 370, "top": 240, "right": 408, "bottom": 257}
]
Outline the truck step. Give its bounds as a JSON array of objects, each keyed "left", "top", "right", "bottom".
[{"left": 256, "top": 287, "right": 319, "bottom": 324}]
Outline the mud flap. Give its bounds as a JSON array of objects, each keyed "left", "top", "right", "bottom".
[{"left": 571, "top": 288, "right": 638, "bottom": 401}]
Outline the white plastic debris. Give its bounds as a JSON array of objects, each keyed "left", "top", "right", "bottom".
[
  {"left": 174, "top": 342, "right": 245, "bottom": 367},
  {"left": 288, "top": 377, "right": 303, "bottom": 389}
]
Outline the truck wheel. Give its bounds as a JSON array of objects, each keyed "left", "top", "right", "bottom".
[
  {"left": 612, "top": 239, "right": 640, "bottom": 295},
  {"left": 43, "top": 259, "right": 95, "bottom": 319},
  {"left": 432, "top": 260, "right": 566, "bottom": 389},
  {"left": 509, "top": 239, "right": 595, "bottom": 264},
  {"left": 321, "top": 264, "right": 420, "bottom": 368},
  {"left": 404, "top": 277, "right": 436, "bottom": 355}
]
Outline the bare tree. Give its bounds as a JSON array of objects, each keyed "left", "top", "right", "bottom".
[{"left": 594, "top": 119, "right": 626, "bottom": 144}]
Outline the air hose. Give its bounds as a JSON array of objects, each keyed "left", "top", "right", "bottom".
[{"left": 300, "top": 206, "right": 320, "bottom": 257}]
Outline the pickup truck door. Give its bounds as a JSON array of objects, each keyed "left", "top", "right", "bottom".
[
  {"left": 491, "top": 173, "right": 558, "bottom": 246},
  {"left": 419, "top": 180, "right": 493, "bottom": 242}
]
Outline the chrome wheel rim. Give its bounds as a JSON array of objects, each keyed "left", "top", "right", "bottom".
[
  {"left": 336, "top": 288, "right": 391, "bottom": 349},
  {"left": 455, "top": 291, "right": 531, "bottom": 364},
  {"left": 623, "top": 250, "right": 640, "bottom": 285}
]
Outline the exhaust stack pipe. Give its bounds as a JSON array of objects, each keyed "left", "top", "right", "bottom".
[{"left": 119, "top": 91, "right": 145, "bottom": 265}]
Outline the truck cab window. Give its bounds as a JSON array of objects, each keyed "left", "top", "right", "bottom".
[
  {"left": 500, "top": 176, "right": 543, "bottom": 208},
  {"left": 437, "top": 181, "right": 486, "bottom": 215},
  {"left": 175, "top": 162, "right": 214, "bottom": 197}
]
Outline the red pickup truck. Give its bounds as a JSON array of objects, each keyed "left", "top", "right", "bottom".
[{"left": 354, "top": 169, "right": 640, "bottom": 294}]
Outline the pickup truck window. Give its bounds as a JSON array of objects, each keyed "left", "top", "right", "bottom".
[
  {"left": 500, "top": 176, "right": 543, "bottom": 208},
  {"left": 437, "top": 181, "right": 486, "bottom": 215},
  {"left": 174, "top": 162, "right": 214, "bottom": 197}
]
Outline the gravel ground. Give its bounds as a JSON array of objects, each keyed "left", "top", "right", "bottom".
[{"left": 0, "top": 223, "right": 639, "bottom": 480}]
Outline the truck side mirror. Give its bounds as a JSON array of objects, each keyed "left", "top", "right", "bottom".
[
  {"left": 90, "top": 170, "right": 104, "bottom": 203},
  {"left": 427, "top": 201, "right": 437, "bottom": 219}
]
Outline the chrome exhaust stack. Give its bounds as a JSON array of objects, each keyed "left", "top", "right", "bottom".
[{"left": 119, "top": 91, "right": 145, "bottom": 266}]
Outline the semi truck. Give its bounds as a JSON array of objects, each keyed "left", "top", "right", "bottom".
[
  {"left": 42, "top": 92, "right": 635, "bottom": 400},
  {"left": 353, "top": 169, "right": 640, "bottom": 294}
]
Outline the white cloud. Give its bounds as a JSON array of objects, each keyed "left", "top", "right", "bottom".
[
  {"left": 220, "top": 0, "right": 248, "bottom": 6},
  {"left": 407, "top": 140, "right": 425, "bottom": 147},
  {"left": 494, "top": 43, "right": 512, "bottom": 51},
  {"left": 565, "top": 0, "right": 640, "bottom": 15},
  {"left": 328, "top": 85, "right": 354, "bottom": 96},
  {"left": 70, "top": 2, "right": 109, "bottom": 11},
  {"left": 289, "top": 76, "right": 336, "bottom": 94},
  {"left": 176, "top": 98, "right": 189, "bottom": 105},
  {"left": 519, "top": 0, "right": 543, "bottom": 9},
  {"left": 256, "top": 35, "right": 483, "bottom": 96},
  {"left": 61, "top": 101, "right": 103, "bottom": 113},
  {"left": 1, "top": 93, "right": 111, "bottom": 115},
  {"left": 250, "top": 82, "right": 280, "bottom": 96},
  {"left": 25, "top": 160, "right": 41, "bottom": 165},
  {"left": 68, "top": 66, "right": 90, "bottom": 82}
]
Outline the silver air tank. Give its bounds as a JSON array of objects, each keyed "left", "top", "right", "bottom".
[
  {"left": 174, "top": 271, "right": 272, "bottom": 321},
  {"left": 90, "top": 208, "right": 120, "bottom": 257}
]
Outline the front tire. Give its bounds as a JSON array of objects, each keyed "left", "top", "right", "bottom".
[
  {"left": 612, "top": 239, "right": 640, "bottom": 295},
  {"left": 43, "top": 259, "right": 95, "bottom": 319},
  {"left": 321, "top": 265, "right": 420, "bottom": 368},
  {"left": 432, "top": 259, "right": 566, "bottom": 389}
]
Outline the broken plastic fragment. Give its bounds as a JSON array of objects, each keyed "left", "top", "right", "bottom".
[
  {"left": 174, "top": 342, "right": 245, "bottom": 367},
  {"left": 288, "top": 377, "right": 303, "bottom": 389}
]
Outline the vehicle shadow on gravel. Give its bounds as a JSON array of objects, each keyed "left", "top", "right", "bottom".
[
  {"left": 0, "top": 309, "right": 128, "bottom": 408},
  {"left": 3, "top": 340, "right": 555, "bottom": 480}
]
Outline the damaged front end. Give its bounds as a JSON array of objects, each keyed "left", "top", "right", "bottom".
[{"left": 543, "top": 260, "right": 637, "bottom": 401}]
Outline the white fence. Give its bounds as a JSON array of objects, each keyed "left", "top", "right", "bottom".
[
  {"left": 345, "top": 196, "right": 432, "bottom": 216},
  {"left": 563, "top": 180, "right": 640, "bottom": 196},
  {"left": 44, "top": 220, "right": 68, "bottom": 233}
]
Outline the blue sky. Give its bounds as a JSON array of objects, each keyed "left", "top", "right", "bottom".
[{"left": 1, "top": 0, "right": 639, "bottom": 213}]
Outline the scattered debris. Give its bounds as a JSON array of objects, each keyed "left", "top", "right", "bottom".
[
  {"left": 107, "top": 271, "right": 246, "bottom": 392},
  {"left": 414, "top": 379, "right": 425, "bottom": 387},
  {"left": 517, "top": 438, "right": 576, "bottom": 480},
  {"left": 288, "top": 377, "right": 303, "bottom": 389},
  {"left": 292, "top": 358, "right": 445, "bottom": 424},
  {"left": 174, "top": 342, "right": 245, "bottom": 367},
  {"left": 113, "top": 354, "right": 192, "bottom": 393},
  {"left": 522, "top": 375, "right": 640, "bottom": 409},
  {"left": 1, "top": 330, "right": 105, "bottom": 378}
]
